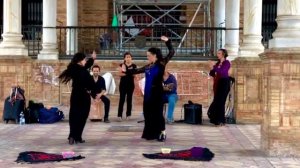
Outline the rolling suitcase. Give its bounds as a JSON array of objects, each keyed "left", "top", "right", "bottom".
[{"left": 3, "top": 97, "right": 25, "bottom": 123}]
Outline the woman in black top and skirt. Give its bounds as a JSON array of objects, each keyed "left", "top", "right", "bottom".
[
  {"left": 59, "top": 51, "right": 96, "bottom": 144},
  {"left": 117, "top": 52, "right": 137, "bottom": 121},
  {"left": 122, "top": 36, "right": 175, "bottom": 141}
]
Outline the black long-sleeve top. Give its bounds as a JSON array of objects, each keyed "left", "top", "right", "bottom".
[
  {"left": 125, "top": 39, "right": 175, "bottom": 101},
  {"left": 71, "top": 58, "right": 94, "bottom": 92},
  {"left": 90, "top": 76, "right": 106, "bottom": 99},
  {"left": 125, "top": 39, "right": 175, "bottom": 75},
  {"left": 119, "top": 63, "right": 137, "bottom": 89}
]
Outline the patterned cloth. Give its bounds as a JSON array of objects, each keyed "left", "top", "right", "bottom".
[
  {"left": 16, "top": 151, "right": 85, "bottom": 164},
  {"left": 143, "top": 147, "right": 214, "bottom": 161}
]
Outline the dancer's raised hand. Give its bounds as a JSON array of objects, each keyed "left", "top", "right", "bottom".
[
  {"left": 161, "top": 36, "right": 169, "bottom": 42},
  {"left": 91, "top": 50, "right": 97, "bottom": 59}
]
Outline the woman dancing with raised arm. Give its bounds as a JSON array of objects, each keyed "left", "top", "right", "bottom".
[
  {"left": 59, "top": 51, "right": 96, "bottom": 144},
  {"left": 122, "top": 36, "right": 175, "bottom": 141}
]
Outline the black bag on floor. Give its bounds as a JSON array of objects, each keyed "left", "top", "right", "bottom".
[
  {"left": 39, "top": 107, "right": 64, "bottom": 124},
  {"left": 24, "top": 100, "right": 44, "bottom": 124},
  {"left": 183, "top": 101, "right": 202, "bottom": 124}
]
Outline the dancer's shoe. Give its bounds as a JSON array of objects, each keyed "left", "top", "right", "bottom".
[{"left": 157, "top": 133, "right": 166, "bottom": 142}]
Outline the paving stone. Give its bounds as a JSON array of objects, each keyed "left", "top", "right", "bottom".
[{"left": 0, "top": 117, "right": 300, "bottom": 167}]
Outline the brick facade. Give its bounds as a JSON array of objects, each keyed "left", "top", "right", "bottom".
[
  {"left": 0, "top": 59, "right": 212, "bottom": 120},
  {"left": 57, "top": 0, "right": 111, "bottom": 26},
  {"left": 231, "top": 58, "right": 263, "bottom": 123},
  {"left": 260, "top": 49, "right": 300, "bottom": 157}
]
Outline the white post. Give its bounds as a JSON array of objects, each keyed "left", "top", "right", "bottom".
[
  {"left": 269, "top": 0, "right": 300, "bottom": 48},
  {"left": 0, "top": 0, "right": 27, "bottom": 56},
  {"left": 239, "top": 0, "right": 264, "bottom": 57},
  {"left": 66, "top": 0, "right": 78, "bottom": 55},
  {"left": 225, "top": 0, "right": 240, "bottom": 60},
  {"left": 214, "top": 0, "right": 225, "bottom": 49},
  {"left": 38, "top": 0, "right": 58, "bottom": 60}
]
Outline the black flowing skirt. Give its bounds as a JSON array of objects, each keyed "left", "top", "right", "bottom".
[
  {"left": 142, "top": 88, "right": 165, "bottom": 140},
  {"left": 207, "top": 77, "right": 230, "bottom": 125},
  {"left": 69, "top": 88, "right": 91, "bottom": 141}
]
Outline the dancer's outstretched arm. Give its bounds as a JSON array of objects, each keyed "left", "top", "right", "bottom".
[
  {"left": 121, "top": 64, "right": 147, "bottom": 75},
  {"left": 161, "top": 36, "right": 175, "bottom": 66}
]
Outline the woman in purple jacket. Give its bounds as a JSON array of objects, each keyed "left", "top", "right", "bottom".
[{"left": 207, "top": 49, "right": 231, "bottom": 126}]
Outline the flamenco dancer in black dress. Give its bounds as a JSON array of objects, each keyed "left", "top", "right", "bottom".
[
  {"left": 59, "top": 51, "right": 96, "bottom": 145},
  {"left": 122, "top": 36, "right": 175, "bottom": 141}
]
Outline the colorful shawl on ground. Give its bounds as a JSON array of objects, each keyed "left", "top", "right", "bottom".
[
  {"left": 16, "top": 151, "right": 85, "bottom": 164},
  {"left": 143, "top": 147, "right": 214, "bottom": 161}
]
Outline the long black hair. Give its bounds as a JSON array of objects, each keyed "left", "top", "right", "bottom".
[
  {"left": 148, "top": 47, "right": 163, "bottom": 62},
  {"left": 59, "top": 52, "right": 86, "bottom": 84}
]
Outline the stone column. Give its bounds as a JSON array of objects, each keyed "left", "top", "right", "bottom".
[
  {"left": 231, "top": 0, "right": 264, "bottom": 124},
  {"left": 224, "top": 0, "right": 240, "bottom": 60},
  {"left": 239, "top": 0, "right": 264, "bottom": 57},
  {"left": 0, "top": 0, "right": 27, "bottom": 56},
  {"left": 38, "top": 0, "right": 58, "bottom": 60},
  {"left": 269, "top": 0, "right": 300, "bottom": 48},
  {"left": 66, "top": 0, "right": 78, "bottom": 55},
  {"left": 214, "top": 0, "right": 225, "bottom": 49},
  {"left": 260, "top": 0, "right": 300, "bottom": 157}
]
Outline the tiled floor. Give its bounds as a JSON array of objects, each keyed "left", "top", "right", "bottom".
[{"left": 1, "top": 107, "right": 300, "bottom": 168}]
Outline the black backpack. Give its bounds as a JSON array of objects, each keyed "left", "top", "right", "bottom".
[{"left": 25, "top": 100, "right": 44, "bottom": 124}]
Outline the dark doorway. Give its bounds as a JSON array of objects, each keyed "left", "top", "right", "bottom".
[
  {"left": 262, "top": 0, "right": 277, "bottom": 48},
  {"left": 0, "top": 0, "right": 3, "bottom": 39},
  {"left": 0, "top": 0, "right": 43, "bottom": 25},
  {"left": 22, "top": 0, "right": 43, "bottom": 25},
  {"left": 0, "top": 0, "right": 3, "bottom": 26},
  {"left": 0, "top": 0, "right": 42, "bottom": 40},
  {"left": 21, "top": 0, "right": 43, "bottom": 40}
]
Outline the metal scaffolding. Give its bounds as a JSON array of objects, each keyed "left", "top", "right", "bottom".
[{"left": 113, "top": 0, "right": 211, "bottom": 56}]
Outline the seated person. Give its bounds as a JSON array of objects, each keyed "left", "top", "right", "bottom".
[
  {"left": 91, "top": 65, "right": 110, "bottom": 123},
  {"left": 163, "top": 71, "right": 178, "bottom": 124}
]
